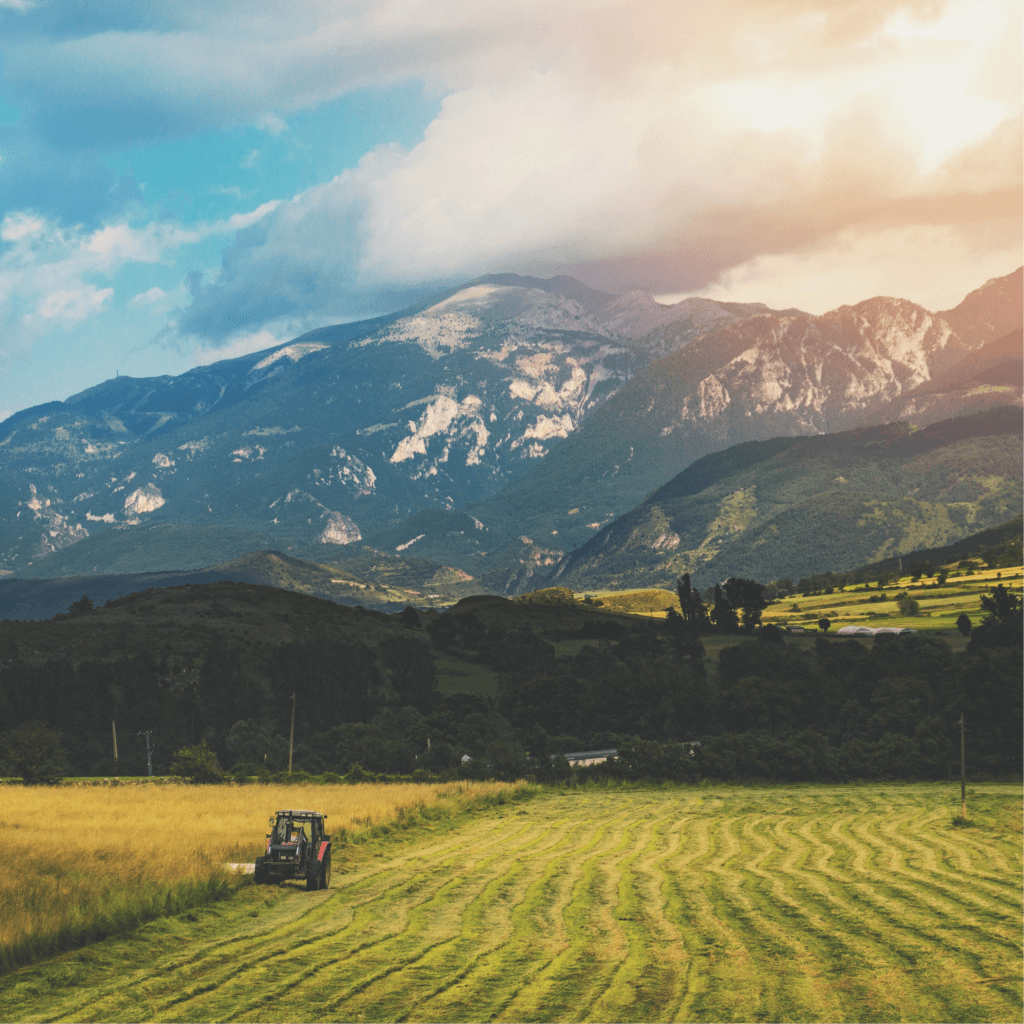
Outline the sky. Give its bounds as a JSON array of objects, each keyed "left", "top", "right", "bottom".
[{"left": 0, "top": 0, "right": 1020, "bottom": 420}]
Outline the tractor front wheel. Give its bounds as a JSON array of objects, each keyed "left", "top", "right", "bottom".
[
  {"left": 320, "top": 853, "right": 332, "bottom": 890},
  {"left": 254, "top": 859, "right": 269, "bottom": 885}
]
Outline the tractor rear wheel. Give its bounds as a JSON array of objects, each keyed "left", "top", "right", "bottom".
[{"left": 305, "top": 861, "right": 320, "bottom": 891}]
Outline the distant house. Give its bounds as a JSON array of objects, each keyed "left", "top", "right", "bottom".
[{"left": 559, "top": 748, "right": 618, "bottom": 767}]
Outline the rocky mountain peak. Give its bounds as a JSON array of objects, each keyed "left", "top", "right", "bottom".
[{"left": 939, "top": 266, "right": 1023, "bottom": 346}]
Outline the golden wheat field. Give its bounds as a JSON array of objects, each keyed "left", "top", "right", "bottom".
[{"left": 0, "top": 780, "right": 525, "bottom": 971}]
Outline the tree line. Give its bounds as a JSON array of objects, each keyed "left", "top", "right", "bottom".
[{"left": 1, "top": 580, "right": 1020, "bottom": 784}]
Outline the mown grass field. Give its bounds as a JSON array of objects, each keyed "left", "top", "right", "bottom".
[
  {"left": 2, "top": 784, "right": 1020, "bottom": 1023},
  {"left": 0, "top": 780, "right": 523, "bottom": 974}
]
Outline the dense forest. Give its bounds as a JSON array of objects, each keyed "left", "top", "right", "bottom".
[{"left": 1, "top": 569, "right": 1020, "bottom": 784}]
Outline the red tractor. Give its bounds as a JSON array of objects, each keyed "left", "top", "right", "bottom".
[{"left": 254, "top": 809, "right": 332, "bottom": 890}]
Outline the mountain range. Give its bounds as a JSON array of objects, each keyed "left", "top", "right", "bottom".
[
  {"left": 355, "top": 267, "right": 1023, "bottom": 586},
  {"left": 1, "top": 265, "right": 1020, "bottom": 600}
]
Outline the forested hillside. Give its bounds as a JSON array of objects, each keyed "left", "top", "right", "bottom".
[
  {"left": 556, "top": 406, "right": 1022, "bottom": 591},
  {"left": 1, "top": 569, "right": 1020, "bottom": 783}
]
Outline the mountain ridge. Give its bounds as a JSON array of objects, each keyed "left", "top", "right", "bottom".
[{"left": 2, "top": 267, "right": 1020, "bottom": 587}]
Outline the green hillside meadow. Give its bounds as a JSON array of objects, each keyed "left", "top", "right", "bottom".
[{"left": 1, "top": 785, "right": 1020, "bottom": 1023}]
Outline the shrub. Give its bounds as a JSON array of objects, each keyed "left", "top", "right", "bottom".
[
  {"left": 2, "top": 721, "right": 67, "bottom": 785},
  {"left": 168, "top": 742, "right": 224, "bottom": 784},
  {"left": 344, "top": 763, "right": 378, "bottom": 783},
  {"left": 399, "top": 606, "right": 422, "bottom": 629}
]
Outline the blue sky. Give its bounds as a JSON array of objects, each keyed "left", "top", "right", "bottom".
[{"left": 0, "top": 0, "right": 1020, "bottom": 421}]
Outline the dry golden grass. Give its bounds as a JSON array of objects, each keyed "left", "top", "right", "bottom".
[{"left": 0, "top": 780, "right": 525, "bottom": 971}]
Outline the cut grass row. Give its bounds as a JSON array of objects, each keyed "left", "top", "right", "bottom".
[
  {"left": 3, "top": 783, "right": 1020, "bottom": 1022},
  {"left": 0, "top": 780, "right": 527, "bottom": 974}
]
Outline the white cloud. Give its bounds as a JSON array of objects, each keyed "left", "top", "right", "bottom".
[
  {"left": 2, "top": 0, "right": 1021, "bottom": 356},
  {"left": 151, "top": 0, "right": 1018, "bottom": 338},
  {"left": 1, "top": 213, "right": 45, "bottom": 242},
  {"left": 37, "top": 284, "right": 113, "bottom": 321},
  {"left": 660, "top": 221, "right": 1024, "bottom": 315},
  {"left": 192, "top": 328, "right": 286, "bottom": 365},
  {"left": 216, "top": 200, "right": 281, "bottom": 233},
  {"left": 0, "top": 195, "right": 285, "bottom": 371},
  {"left": 131, "top": 286, "right": 169, "bottom": 306},
  {"left": 257, "top": 112, "right": 287, "bottom": 135}
]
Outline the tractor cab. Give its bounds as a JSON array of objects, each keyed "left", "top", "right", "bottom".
[{"left": 270, "top": 816, "right": 309, "bottom": 850}]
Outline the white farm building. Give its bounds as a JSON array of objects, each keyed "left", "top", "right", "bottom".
[{"left": 834, "top": 626, "right": 917, "bottom": 637}]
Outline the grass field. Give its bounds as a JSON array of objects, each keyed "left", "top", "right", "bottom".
[
  {"left": 581, "top": 567, "right": 1023, "bottom": 636},
  {"left": 0, "top": 780, "right": 524, "bottom": 974},
  {"left": 2, "top": 784, "right": 1020, "bottom": 1023},
  {"left": 434, "top": 654, "right": 499, "bottom": 697},
  {"left": 762, "top": 565, "right": 1024, "bottom": 636}
]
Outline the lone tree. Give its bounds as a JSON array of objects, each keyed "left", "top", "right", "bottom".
[
  {"left": 818, "top": 617, "right": 832, "bottom": 634},
  {"left": 2, "top": 721, "right": 67, "bottom": 784},
  {"left": 955, "top": 612, "right": 972, "bottom": 636}
]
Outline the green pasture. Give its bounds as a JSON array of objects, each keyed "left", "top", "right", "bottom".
[
  {"left": 581, "top": 566, "right": 1022, "bottom": 638},
  {"left": 763, "top": 565, "right": 1023, "bottom": 636},
  {"left": 579, "top": 588, "right": 678, "bottom": 616},
  {"left": 3, "top": 783, "right": 1020, "bottom": 1023},
  {"left": 434, "top": 654, "right": 498, "bottom": 698}
]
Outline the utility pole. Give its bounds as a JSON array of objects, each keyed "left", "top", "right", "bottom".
[
  {"left": 112, "top": 720, "right": 118, "bottom": 762},
  {"left": 288, "top": 693, "right": 296, "bottom": 774},
  {"left": 959, "top": 713, "right": 967, "bottom": 821},
  {"left": 138, "top": 729, "right": 154, "bottom": 777}
]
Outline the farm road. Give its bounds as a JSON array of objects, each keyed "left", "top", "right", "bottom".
[{"left": 2, "top": 785, "right": 1021, "bottom": 1023}]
